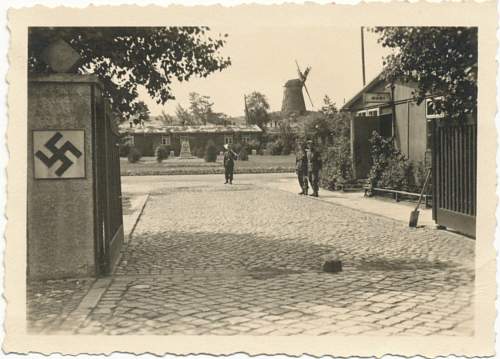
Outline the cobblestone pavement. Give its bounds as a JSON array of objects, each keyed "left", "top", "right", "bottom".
[
  {"left": 29, "top": 174, "right": 475, "bottom": 336},
  {"left": 27, "top": 278, "right": 94, "bottom": 333},
  {"left": 74, "top": 175, "right": 475, "bottom": 336}
]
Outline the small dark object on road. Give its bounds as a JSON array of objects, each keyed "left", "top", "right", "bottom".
[{"left": 322, "top": 259, "right": 342, "bottom": 273}]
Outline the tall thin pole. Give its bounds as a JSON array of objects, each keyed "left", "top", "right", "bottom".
[
  {"left": 361, "top": 26, "right": 366, "bottom": 87},
  {"left": 244, "top": 95, "right": 249, "bottom": 125}
]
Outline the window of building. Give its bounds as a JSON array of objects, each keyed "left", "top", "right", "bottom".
[
  {"left": 357, "top": 108, "right": 379, "bottom": 117},
  {"left": 224, "top": 135, "right": 234, "bottom": 145},
  {"left": 241, "top": 135, "right": 251, "bottom": 144},
  {"left": 161, "top": 135, "right": 171, "bottom": 146},
  {"left": 425, "top": 97, "right": 445, "bottom": 119}
]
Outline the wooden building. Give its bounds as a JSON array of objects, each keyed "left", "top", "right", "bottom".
[
  {"left": 120, "top": 123, "right": 262, "bottom": 157},
  {"left": 342, "top": 73, "right": 477, "bottom": 237},
  {"left": 342, "top": 74, "right": 437, "bottom": 179}
]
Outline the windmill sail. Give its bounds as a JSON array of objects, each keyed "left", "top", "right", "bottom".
[{"left": 303, "top": 82, "right": 314, "bottom": 108}]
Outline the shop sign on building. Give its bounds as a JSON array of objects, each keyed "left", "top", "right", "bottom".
[{"left": 363, "top": 92, "right": 391, "bottom": 104}]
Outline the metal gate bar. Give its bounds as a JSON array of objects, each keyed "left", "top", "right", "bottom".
[{"left": 432, "top": 117, "right": 476, "bottom": 237}]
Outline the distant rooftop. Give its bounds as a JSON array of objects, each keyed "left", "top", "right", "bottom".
[{"left": 120, "top": 123, "right": 262, "bottom": 135}]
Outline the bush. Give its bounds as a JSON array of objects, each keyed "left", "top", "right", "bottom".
[
  {"left": 127, "top": 147, "right": 142, "bottom": 163},
  {"left": 239, "top": 146, "right": 249, "bottom": 161},
  {"left": 119, "top": 142, "right": 131, "bottom": 157},
  {"left": 194, "top": 146, "right": 205, "bottom": 158},
  {"left": 368, "top": 132, "right": 412, "bottom": 191},
  {"left": 408, "top": 160, "right": 432, "bottom": 193},
  {"left": 204, "top": 140, "right": 217, "bottom": 162},
  {"left": 277, "top": 119, "right": 296, "bottom": 155},
  {"left": 377, "top": 157, "right": 412, "bottom": 190},
  {"left": 247, "top": 139, "right": 261, "bottom": 152},
  {"left": 281, "top": 144, "right": 292, "bottom": 155},
  {"left": 266, "top": 140, "right": 283, "bottom": 155},
  {"left": 155, "top": 145, "right": 170, "bottom": 163},
  {"left": 319, "top": 136, "right": 354, "bottom": 190},
  {"left": 232, "top": 143, "right": 243, "bottom": 153}
]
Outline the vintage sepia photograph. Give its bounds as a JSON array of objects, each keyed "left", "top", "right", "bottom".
[
  {"left": 4, "top": 2, "right": 497, "bottom": 357},
  {"left": 26, "top": 24, "right": 478, "bottom": 335}
]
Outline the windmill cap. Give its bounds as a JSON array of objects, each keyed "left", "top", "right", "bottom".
[{"left": 284, "top": 79, "right": 304, "bottom": 87}]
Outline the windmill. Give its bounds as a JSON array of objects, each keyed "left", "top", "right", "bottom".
[{"left": 281, "top": 60, "right": 314, "bottom": 115}]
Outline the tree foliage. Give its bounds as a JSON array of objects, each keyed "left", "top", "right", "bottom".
[
  {"left": 310, "top": 96, "right": 355, "bottom": 190},
  {"left": 208, "top": 112, "right": 231, "bottom": 126},
  {"left": 371, "top": 27, "right": 477, "bottom": 119},
  {"left": 245, "top": 91, "right": 270, "bottom": 129},
  {"left": 158, "top": 110, "right": 176, "bottom": 125},
  {"left": 130, "top": 101, "right": 150, "bottom": 125},
  {"left": 189, "top": 92, "right": 214, "bottom": 125},
  {"left": 320, "top": 95, "right": 338, "bottom": 118},
  {"left": 277, "top": 119, "right": 296, "bottom": 155},
  {"left": 28, "top": 27, "right": 231, "bottom": 120},
  {"left": 302, "top": 96, "right": 350, "bottom": 146},
  {"left": 187, "top": 92, "right": 228, "bottom": 125},
  {"left": 175, "top": 104, "right": 197, "bottom": 126},
  {"left": 174, "top": 92, "right": 229, "bottom": 126}
]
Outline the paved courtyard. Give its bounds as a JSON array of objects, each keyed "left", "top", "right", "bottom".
[{"left": 28, "top": 174, "right": 475, "bottom": 336}]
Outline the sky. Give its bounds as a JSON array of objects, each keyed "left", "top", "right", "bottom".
[{"left": 138, "top": 27, "right": 392, "bottom": 118}]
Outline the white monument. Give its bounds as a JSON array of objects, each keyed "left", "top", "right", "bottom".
[{"left": 179, "top": 136, "right": 194, "bottom": 158}]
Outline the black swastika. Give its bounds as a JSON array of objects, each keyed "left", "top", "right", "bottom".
[{"left": 35, "top": 132, "right": 82, "bottom": 177}]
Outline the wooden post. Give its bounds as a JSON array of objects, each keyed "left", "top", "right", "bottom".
[{"left": 361, "top": 27, "right": 366, "bottom": 87}]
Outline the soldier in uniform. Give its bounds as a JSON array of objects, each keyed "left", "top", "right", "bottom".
[
  {"left": 305, "top": 140, "right": 322, "bottom": 197},
  {"left": 295, "top": 141, "right": 308, "bottom": 195},
  {"left": 223, "top": 144, "right": 238, "bottom": 184}
]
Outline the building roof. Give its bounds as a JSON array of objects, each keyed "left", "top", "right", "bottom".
[
  {"left": 341, "top": 73, "right": 386, "bottom": 111},
  {"left": 120, "top": 123, "right": 263, "bottom": 135}
]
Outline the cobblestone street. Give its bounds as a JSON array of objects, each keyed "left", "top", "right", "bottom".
[{"left": 29, "top": 174, "right": 475, "bottom": 336}]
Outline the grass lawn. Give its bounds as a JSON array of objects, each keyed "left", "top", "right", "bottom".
[{"left": 121, "top": 155, "right": 296, "bottom": 176}]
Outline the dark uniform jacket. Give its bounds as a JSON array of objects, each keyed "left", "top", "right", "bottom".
[
  {"left": 306, "top": 149, "right": 323, "bottom": 172},
  {"left": 223, "top": 150, "right": 237, "bottom": 168},
  {"left": 295, "top": 150, "right": 308, "bottom": 174}
]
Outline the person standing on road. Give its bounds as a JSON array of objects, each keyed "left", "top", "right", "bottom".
[
  {"left": 223, "top": 143, "right": 238, "bottom": 184},
  {"left": 305, "top": 140, "right": 322, "bottom": 197},
  {"left": 295, "top": 141, "right": 308, "bottom": 195}
]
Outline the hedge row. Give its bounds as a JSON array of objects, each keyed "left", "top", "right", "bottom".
[{"left": 122, "top": 166, "right": 295, "bottom": 176}]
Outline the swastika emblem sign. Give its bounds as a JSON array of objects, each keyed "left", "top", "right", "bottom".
[{"left": 33, "top": 130, "right": 85, "bottom": 179}]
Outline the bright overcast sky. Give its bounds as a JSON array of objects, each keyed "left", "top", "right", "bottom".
[{"left": 138, "top": 27, "right": 391, "bottom": 117}]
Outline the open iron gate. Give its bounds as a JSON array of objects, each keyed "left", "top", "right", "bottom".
[
  {"left": 432, "top": 117, "right": 477, "bottom": 237},
  {"left": 93, "top": 86, "right": 124, "bottom": 275}
]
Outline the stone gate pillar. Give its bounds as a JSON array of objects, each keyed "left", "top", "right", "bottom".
[
  {"left": 27, "top": 39, "right": 123, "bottom": 279},
  {"left": 28, "top": 74, "right": 95, "bottom": 279}
]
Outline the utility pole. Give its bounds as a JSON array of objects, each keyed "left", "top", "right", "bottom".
[
  {"left": 243, "top": 95, "right": 250, "bottom": 126},
  {"left": 361, "top": 26, "right": 366, "bottom": 87},
  {"left": 244, "top": 95, "right": 249, "bottom": 125}
]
